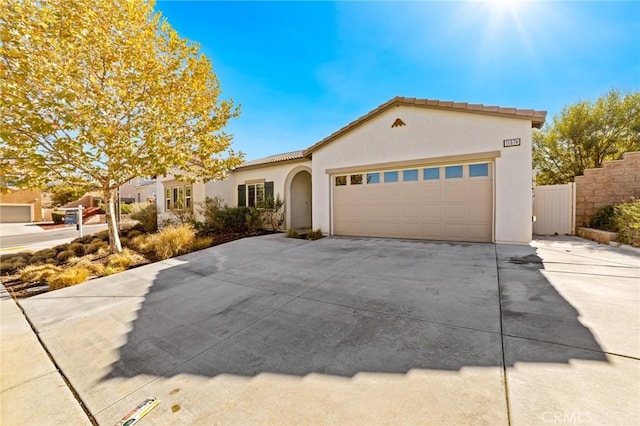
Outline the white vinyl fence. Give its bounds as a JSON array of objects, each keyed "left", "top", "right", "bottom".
[{"left": 533, "top": 183, "right": 575, "bottom": 235}]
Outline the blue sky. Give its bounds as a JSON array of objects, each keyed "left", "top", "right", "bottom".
[{"left": 155, "top": 1, "right": 640, "bottom": 161}]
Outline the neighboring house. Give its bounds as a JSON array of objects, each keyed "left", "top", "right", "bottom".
[
  {"left": 119, "top": 177, "right": 157, "bottom": 204},
  {"left": 0, "top": 188, "right": 44, "bottom": 223},
  {"left": 159, "top": 96, "right": 546, "bottom": 244}
]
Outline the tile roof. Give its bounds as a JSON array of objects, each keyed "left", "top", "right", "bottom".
[
  {"left": 304, "top": 96, "right": 547, "bottom": 155},
  {"left": 235, "top": 150, "right": 307, "bottom": 170}
]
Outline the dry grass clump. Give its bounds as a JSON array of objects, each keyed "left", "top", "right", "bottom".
[
  {"left": 56, "top": 250, "right": 75, "bottom": 263},
  {"left": 137, "top": 224, "right": 196, "bottom": 260},
  {"left": 68, "top": 256, "right": 105, "bottom": 276},
  {"left": 48, "top": 267, "right": 90, "bottom": 290},
  {"left": 192, "top": 237, "right": 214, "bottom": 251},
  {"left": 87, "top": 240, "right": 109, "bottom": 255},
  {"left": 1, "top": 253, "right": 30, "bottom": 274},
  {"left": 106, "top": 249, "right": 146, "bottom": 270},
  {"left": 20, "top": 264, "right": 62, "bottom": 283}
]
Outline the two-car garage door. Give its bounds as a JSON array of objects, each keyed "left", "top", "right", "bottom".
[
  {"left": 0, "top": 205, "right": 32, "bottom": 223},
  {"left": 332, "top": 161, "right": 493, "bottom": 242}
]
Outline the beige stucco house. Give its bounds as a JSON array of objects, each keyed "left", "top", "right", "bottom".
[
  {"left": 158, "top": 96, "right": 546, "bottom": 244},
  {"left": 0, "top": 188, "right": 44, "bottom": 223}
]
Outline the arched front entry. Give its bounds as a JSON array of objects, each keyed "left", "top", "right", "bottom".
[{"left": 288, "top": 169, "right": 312, "bottom": 229}]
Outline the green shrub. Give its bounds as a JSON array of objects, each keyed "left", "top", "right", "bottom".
[
  {"left": 144, "top": 224, "right": 196, "bottom": 260},
  {"left": 51, "top": 211, "right": 65, "bottom": 224},
  {"left": 219, "top": 207, "right": 260, "bottom": 233},
  {"left": 245, "top": 208, "right": 263, "bottom": 233},
  {"left": 198, "top": 197, "right": 262, "bottom": 234},
  {"left": 56, "top": 250, "right": 75, "bottom": 263},
  {"left": 130, "top": 203, "right": 158, "bottom": 233},
  {"left": 20, "top": 264, "right": 63, "bottom": 283},
  {"left": 197, "top": 196, "right": 225, "bottom": 231},
  {"left": 614, "top": 198, "right": 640, "bottom": 247},
  {"left": 48, "top": 267, "right": 90, "bottom": 290},
  {"left": 589, "top": 205, "right": 617, "bottom": 231},
  {"left": 119, "top": 237, "right": 131, "bottom": 248},
  {"left": 68, "top": 243, "right": 86, "bottom": 257},
  {"left": 257, "top": 195, "right": 284, "bottom": 231},
  {"left": 286, "top": 229, "right": 299, "bottom": 238},
  {"left": 307, "top": 229, "right": 324, "bottom": 241},
  {"left": 119, "top": 203, "right": 134, "bottom": 215}
]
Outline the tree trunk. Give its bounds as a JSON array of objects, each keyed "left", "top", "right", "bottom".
[{"left": 104, "top": 188, "right": 123, "bottom": 254}]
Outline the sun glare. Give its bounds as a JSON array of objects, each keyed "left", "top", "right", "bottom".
[{"left": 485, "top": 0, "right": 528, "bottom": 18}]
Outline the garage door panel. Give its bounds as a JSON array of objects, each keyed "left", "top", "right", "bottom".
[
  {"left": 465, "top": 204, "right": 492, "bottom": 221},
  {"left": 421, "top": 185, "right": 442, "bottom": 202},
  {"left": 466, "top": 224, "right": 492, "bottom": 241},
  {"left": 465, "top": 181, "right": 492, "bottom": 202},
  {"left": 442, "top": 223, "right": 465, "bottom": 240},
  {"left": 421, "top": 223, "right": 442, "bottom": 239},
  {"left": 422, "top": 205, "right": 442, "bottom": 219},
  {"left": 442, "top": 205, "right": 465, "bottom": 220},
  {"left": 0, "top": 205, "right": 32, "bottom": 223},
  {"left": 333, "top": 162, "right": 493, "bottom": 242},
  {"left": 442, "top": 183, "right": 465, "bottom": 202}
]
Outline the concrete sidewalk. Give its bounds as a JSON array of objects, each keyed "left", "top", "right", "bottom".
[{"left": 0, "top": 284, "right": 92, "bottom": 425}]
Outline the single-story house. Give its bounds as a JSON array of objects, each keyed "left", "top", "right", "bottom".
[{"left": 158, "top": 96, "right": 546, "bottom": 244}]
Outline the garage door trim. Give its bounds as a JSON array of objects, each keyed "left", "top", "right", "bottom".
[{"left": 329, "top": 158, "right": 495, "bottom": 242}]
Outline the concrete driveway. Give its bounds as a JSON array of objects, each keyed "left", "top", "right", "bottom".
[{"left": 19, "top": 235, "right": 639, "bottom": 425}]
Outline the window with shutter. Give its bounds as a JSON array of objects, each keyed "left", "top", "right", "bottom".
[{"left": 237, "top": 185, "right": 246, "bottom": 207}]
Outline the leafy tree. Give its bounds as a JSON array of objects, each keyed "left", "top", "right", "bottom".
[
  {"left": 533, "top": 90, "right": 640, "bottom": 185},
  {"left": 49, "top": 184, "right": 95, "bottom": 207},
  {"left": 0, "top": 0, "right": 242, "bottom": 253}
]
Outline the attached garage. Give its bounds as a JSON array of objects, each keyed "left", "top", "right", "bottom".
[
  {"left": 332, "top": 157, "right": 495, "bottom": 242},
  {"left": 307, "top": 97, "right": 546, "bottom": 244},
  {"left": 0, "top": 205, "right": 33, "bottom": 223}
]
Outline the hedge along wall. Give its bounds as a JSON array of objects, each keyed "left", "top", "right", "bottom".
[{"left": 575, "top": 151, "right": 640, "bottom": 227}]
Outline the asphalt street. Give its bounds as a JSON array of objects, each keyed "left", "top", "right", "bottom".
[{"left": 0, "top": 224, "right": 108, "bottom": 249}]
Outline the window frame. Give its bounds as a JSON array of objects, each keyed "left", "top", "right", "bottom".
[
  {"left": 165, "top": 184, "right": 192, "bottom": 211},
  {"left": 246, "top": 182, "right": 265, "bottom": 207},
  {"left": 469, "top": 163, "right": 490, "bottom": 177},
  {"left": 366, "top": 173, "right": 380, "bottom": 184},
  {"left": 445, "top": 165, "right": 464, "bottom": 179},
  {"left": 383, "top": 171, "right": 399, "bottom": 183},
  {"left": 403, "top": 169, "right": 419, "bottom": 182}
]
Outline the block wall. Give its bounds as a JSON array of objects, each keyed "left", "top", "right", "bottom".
[{"left": 575, "top": 151, "right": 640, "bottom": 227}]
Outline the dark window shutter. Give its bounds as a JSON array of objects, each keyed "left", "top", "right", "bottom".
[
  {"left": 265, "top": 181, "right": 274, "bottom": 200},
  {"left": 237, "top": 185, "right": 246, "bottom": 207}
]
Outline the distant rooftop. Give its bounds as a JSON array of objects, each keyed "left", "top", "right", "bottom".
[{"left": 235, "top": 150, "right": 307, "bottom": 170}]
